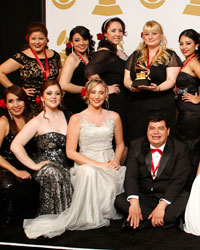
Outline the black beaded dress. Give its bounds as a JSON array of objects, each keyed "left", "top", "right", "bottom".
[
  {"left": 175, "top": 71, "right": 200, "bottom": 189},
  {"left": 125, "top": 49, "right": 182, "bottom": 143},
  {"left": 0, "top": 130, "right": 38, "bottom": 225},
  {"left": 32, "top": 131, "right": 73, "bottom": 215},
  {"left": 63, "top": 59, "right": 87, "bottom": 114},
  {"left": 11, "top": 51, "right": 61, "bottom": 116},
  {"left": 85, "top": 50, "right": 128, "bottom": 145}
]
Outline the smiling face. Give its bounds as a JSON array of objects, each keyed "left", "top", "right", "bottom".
[
  {"left": 104, "top": 21, "right": 124, "bottom": 46},
  {"left": 6, "top": 93, "right": 25, "bottom": 117},
  {"left": 179, "top": 35, "right": 197, "bottom": 59},
  {"left": 143, "top": 29, "right": 163, "bottom": 49},
  {"left": 71, "top": 32, "right": 89, "bottom": 54},
  {"left": 147, "top": 120, "right": 169, "bottom": 148},
  {"left": 29, "top": 31, "right": 47, "bottom": 54},
  {"left": 42, "top": 84, "right": 62, "bottom": 109},
  {"left": 88, "top": 84, "right": 107, "bottom": 109}
]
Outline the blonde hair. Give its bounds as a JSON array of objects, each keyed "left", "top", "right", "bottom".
[
  {"left": 83, "top": 78, "right": 109, "bottom": 106},
  {"left": 137, "top": 20, "right": 170, "bottom": 66}
]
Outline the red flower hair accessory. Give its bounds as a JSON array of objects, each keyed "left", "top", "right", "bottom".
[
  {"left": 97, "top": 33, "right": 105, "bottom": 41},
  {"left": 66, "top": 42, "right": 72, "bottom": 50},
  {"left": 80, "top": 88, "right": 87, "bottom": 97},
  {"left": 35, "top": 96, "right": 42, "bottom": 105},
  {"left": 141, "top": 32, "right": 143, "bottom": 38},
  {"left": 25, "top": 34, "right": 29, "bottom": 42},
  {"left": 0, "top": 99, "right": 6, "bottom": 108}
]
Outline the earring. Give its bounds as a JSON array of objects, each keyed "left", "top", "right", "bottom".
[
  {"left": 105, "top": 97, "right": 109, "bottom": 109},
  {"left": 160, "top": 40, "right": 162, "bottom": 46},
  {"left": 8, "top": 110, "right": 13, "bottom": 120},
  {"left": 42, "top": 101, "right": 45, "bottom": 107}
]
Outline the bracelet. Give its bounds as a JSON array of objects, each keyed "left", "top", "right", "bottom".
[
  {"left": 157, "top": 85, "right": 160, "bottom": 92},
  {"left": 130, "top": 83, "right": 134, "bottom": 92}
]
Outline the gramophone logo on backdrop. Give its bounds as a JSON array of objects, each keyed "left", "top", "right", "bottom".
[
  {"left": 52, "top": 0, "right": 76, "bottom": 9},
  {"left": 183, "top": 0, "right": 200, "bottom": 16},
  {"left": 92, "top": 0, "right": 123, "bottom": 16},
  {"left": 140, "top": 0, "right": 165, "bottom": 9}
]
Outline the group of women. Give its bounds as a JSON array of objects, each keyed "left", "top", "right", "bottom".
[{"left": 0, "top": 18, "right": 200, "bottom": 237}]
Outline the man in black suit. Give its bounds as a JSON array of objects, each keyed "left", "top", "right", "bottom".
[{"left": 115, "top": 112, "right": 190, "bottom": 230}]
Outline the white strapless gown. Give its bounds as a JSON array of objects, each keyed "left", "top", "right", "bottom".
[
  {"left": 23, "top": 111, "right": 126, "bottom": 239},
  {"left": 184, "top": 174, "right": 200, "bottom": 236}
]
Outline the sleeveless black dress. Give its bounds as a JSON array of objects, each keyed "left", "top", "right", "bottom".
[
  {"left": 63, "top": 60, "right": 87, "bottom": 114},
  {"left": 175, "top": 71, "right": 200, "bottom": 189}
]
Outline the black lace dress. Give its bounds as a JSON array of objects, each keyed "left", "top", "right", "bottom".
[
  {"left": 85, "top": 50, "right": 128, "bottom": 145},
  {"left": 63, "top": 60, "right": 87, "bottom": 114},
  {"left": 175, "top": 71, "right": 200, "bottom": 189},
  {"left": 11, "top": 51, "right": 61, "bottom": 116},
  {"left": 32, "top": 132, "right": 73, "bottom": 215},
  {"left": 0, "top": 131, "right": 38, "bottom": 225},
  {"left": 125, "top": 49, "right": 182, "bottom": 143}
]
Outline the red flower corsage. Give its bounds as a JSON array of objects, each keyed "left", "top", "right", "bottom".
[
  {"left": 80, "top": 88, "right": 87, "bottom": 97},
  {"left": 35, "top": 96, "right": 42, "bottom": 105},
  {"left": 141, "top": 32, "right": 143, "bottom": 38},
  {"left": 66, "top": 42, "right": 72, "bottom": 50},
  {"left": 0, "top": 98, "right": 6, "bottom": 108},
  {"left": 97, "top": 33, "right": 105, "bottom": 41}
]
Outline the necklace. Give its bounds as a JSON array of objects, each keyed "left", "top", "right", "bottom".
[
  {"left": 74, "top": 51, "right": 88, "bottom": 65},
  {"left": 31, "top": 48, "right": 49, "bottom": 80},
  {"left": 147, "top": 49, "right": 159, "bottom": 69}
]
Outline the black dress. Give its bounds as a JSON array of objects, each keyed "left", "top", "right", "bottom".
[
  {"left": 0, "top": 131, "right": 38, "bottom": 225},
  {"left": 175, "top": 71, "right": 200, "bottom": 189},
  {"left": 63, "top": 60, "right": 87, "bottom": 114},
  {"left": 125, "top": 49, "right": 182, "bottom": 143},
  {"left": 85, "top": 50, "right": 128, "bottom": 145},
  {"left": 11, "top": 51, "right": 61, "bottom": 116}
]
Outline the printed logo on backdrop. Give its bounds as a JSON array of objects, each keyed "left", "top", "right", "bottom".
[
  {"left": 52, "top": 0, "right": 76, "bottom": 9},
  {"left": 183, "top": 0, "right": 200, "bottom": 16},
  {"left": 140, "top": 0, "right": 165, "bottom": 9},
  {"left": 57, "top": 30, "right": 69, "bottom": 64},
  {"left": 92, "top": 0, "right": 123, "bottom": 16}
]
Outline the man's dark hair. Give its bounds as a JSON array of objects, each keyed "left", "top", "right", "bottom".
[{"left": 147, "top": 111, "right": 169, "bottom": 128}]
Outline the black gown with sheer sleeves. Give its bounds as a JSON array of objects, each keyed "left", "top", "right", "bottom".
[{"left": 125, "top": 49, "right": 182, "bottom": 143}]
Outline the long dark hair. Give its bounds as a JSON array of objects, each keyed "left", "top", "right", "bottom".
[
  {"left": 66, "top": 26, "right": 95, "bottom": 59},
  {"left": 98, "top": 17, "right": 126, "bottom": 54},
  {"left": 4, "top": 85, "right": 32, "bottom": 135},
  {"left": 179, "top": 29, "right": 200, "bottom": 60}
]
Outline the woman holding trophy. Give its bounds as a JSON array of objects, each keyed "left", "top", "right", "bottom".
[{"left": 124, "top": 20, "right": 182, "bottom": 143}]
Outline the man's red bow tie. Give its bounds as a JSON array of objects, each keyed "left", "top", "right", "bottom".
[{"left": 151, "top": 148, "right": 163, "bottom": 155}]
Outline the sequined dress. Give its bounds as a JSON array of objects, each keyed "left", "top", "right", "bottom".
[
  {"left": 23, "top": 111, "right": 126, "bottom": 239},
  {"left": 32, "top": 132, "right": 73, "bottom": 215}
]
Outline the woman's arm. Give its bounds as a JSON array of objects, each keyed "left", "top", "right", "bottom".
[
  {"left": 124, "top": 69, "right": 141, "bottom": 93},
  {"left": 0, "top": 117, "right": 31, "bottom": 179},
  {"left": 66, "top": 114, "right": 110, "bottom": 168},
  {"left": 10, "top": 117, "right": 49, "bottom": 171},
  {"left": 59, "top": 54, "right": 83, "bottom": 93},
  {"left": 0, "top": 58, "right": 22, "bottom": 88},
  {"left": 196, "top": 162, "right": 200, "bottom": 177},
  {"left": 113, "top": 112, "right": 125, "bottom": 164}
]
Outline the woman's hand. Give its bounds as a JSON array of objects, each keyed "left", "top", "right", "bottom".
[
  {"left": 182, "top": 92, "right": 200, "bottom": 104},
  {"left": 108, "top": 84, "right": 120, "bottom": 94},
  {"left": 107, "top": 160, "right": 119, "bottom": 170},
  {"left": 34, "top": 160, "right": 50, "bottom": 171},
  {"left": 14, "top": 169, "right": 32, "bottom": 179},
  {"left": 137, "top": 83, "right": 159, "bottom": 91},
  {"left": 23, "top": 87, "right": 36, "bottom": 97}
]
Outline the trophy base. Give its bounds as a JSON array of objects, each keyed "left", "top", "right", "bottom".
[{"left": 131, "top": 79, "right": 150, "bottom": 88}]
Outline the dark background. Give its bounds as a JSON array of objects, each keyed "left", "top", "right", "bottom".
[{"left": 0, "top": 0, "right": 45, "bottom": 98}]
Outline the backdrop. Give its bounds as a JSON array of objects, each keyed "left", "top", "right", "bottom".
[{"left": 46, "top": 0, "right": 200, "bottom": 64}]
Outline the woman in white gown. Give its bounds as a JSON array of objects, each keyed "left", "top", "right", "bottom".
[
  {"left": 184, "top": 162, "right": 200, "bottom": 236},
  {"left": 23, "top": 78, "right": 126, "bottom": 239}
]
